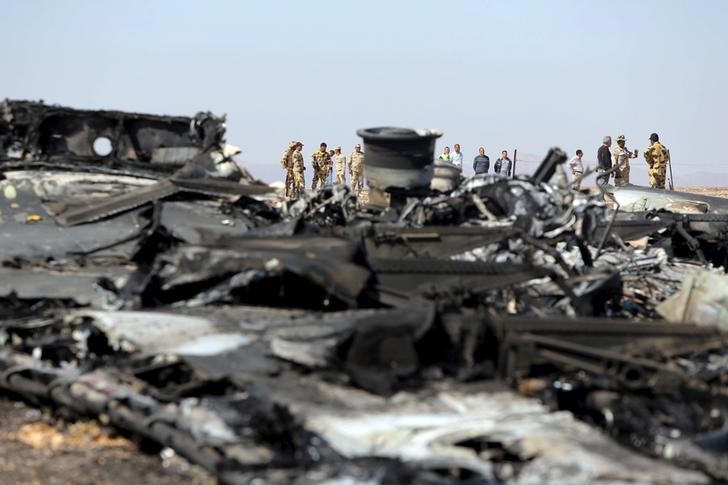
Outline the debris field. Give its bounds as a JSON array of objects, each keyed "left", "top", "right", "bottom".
[{"left": 1, "top": 100, "right": 727, "bottom": 484}]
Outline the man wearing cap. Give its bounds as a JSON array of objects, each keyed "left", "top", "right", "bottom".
[
  {"left": 333, "top": 146, "right": 347, "bottom": 185},
  {"left": 311, "top": 142, "right": 332, "bottom": 190},
  {"left": 349, "top": 143, "right": 365, "bottom": 195},
  {"left": 291, "top": 141, "right": 305, "bottom": 198},
  {"left": 644, "top": 133, "right": 669, "bottom": 189},
  {"left": 280, "top": 140, "right": 297, "bottom": 198},
  {"left": 597, "top": 136, "right": 612, "bottom": 188},
  {"left": 611, "top": 135, "right": 638, "bottom": 187}
]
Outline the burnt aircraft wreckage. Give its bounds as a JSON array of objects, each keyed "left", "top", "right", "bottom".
[{"left": 1, "top": 99, "right": 727, "bottom": 483}]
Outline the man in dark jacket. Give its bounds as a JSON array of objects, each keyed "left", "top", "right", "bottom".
[
  {"left": 473, "top": 147, "right": 490, "bottom": 174},
  {"left": 495, "top": 150, "right": 512, "bottom": 177},
  {"left": 597, "top": 136, "right": 612, "bottom": 187}
]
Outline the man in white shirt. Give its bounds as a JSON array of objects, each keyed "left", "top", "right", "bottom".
[
  {"left": 568, "top": 149, "right": 584, "bottom": 189},
  {"left": 451, "top": 143, "right": 463, "bottom": 170}
]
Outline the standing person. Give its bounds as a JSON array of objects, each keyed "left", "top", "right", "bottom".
[
  {"left": 568, "top": 149, "right": 584, "bottom": 189},
  {"left": 311, "top": 142, "right": 332, "bottom": 190},
  {"left": 291, "top": 142, "right": 305, "bottom": 198},
  {"left": 495, "top": 150, "right": 512, "bottom": 177},
  {"left": 333, "top": 146, "right": 347, "bottom": 184},
  {"left": 473, "top": 147, "right": 490, "bottom": 174},
  {"left": 451, "top": 143, "right": 463, "bottom": 170},
  {"left": 325, "top": 149, "right": 336, "bottom": 187},
  {"left": 438, "top": 146, "right": 451, "bottom": 162},
  {"left": 611, "top": 134, "right": 638, "bottom": 186},
  {"left": 597, "top": 136, "right": 612, "bottom": 188},
  {"left": 349, "top": 143, "right": 365, "bottom": 195},
  {"left": 280, "top": 140, "right": 297, "bottom": 198},
  {"left": 644, "top": 133, "right": 669, "bottom": 189}
]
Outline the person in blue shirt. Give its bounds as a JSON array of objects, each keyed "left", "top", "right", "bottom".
[{"left": 473, "top": 147, "right": 490, "bottom": 174}]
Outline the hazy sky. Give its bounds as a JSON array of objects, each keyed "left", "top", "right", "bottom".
[{"left": 2, "top": 0, "right": 726, "bottom": 186}]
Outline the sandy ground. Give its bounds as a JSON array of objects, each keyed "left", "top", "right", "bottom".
[
  {"left": 676, "top": 187, "right": 728, "bottom": 198},
  {"left": 0, "top": 395, "right": 214, "bottom": 485}
]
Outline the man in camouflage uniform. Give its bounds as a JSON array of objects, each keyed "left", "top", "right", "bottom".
[
  {"left": 311, "top": 142, "right": 332, "bottom": 190},
  {"left": 291, "top": 141, "right": 305, "bottom": 198},
  {"left": 349, "top": 143, "right": 365, "bottom": 194},
  {"left": 333, "top": 146, "right": 347, "bottom": 184},
  {"left": 280, "top": 140, "right": 297, "bottom": 198},
  {"left": 611, "top": 134, "right": 638, "bottom": 187},
  {"left": 644, "top": 132, "right": 668, "bottom": 189}
]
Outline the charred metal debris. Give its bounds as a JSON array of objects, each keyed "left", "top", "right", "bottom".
[{"left": 0, "top": 103, "right": 727, "bottom": 483}]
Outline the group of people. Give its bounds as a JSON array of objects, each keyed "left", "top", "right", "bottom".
[
  {"left": 435, "top": 134, "right": 670, "bottom": 191},
  {"left": 569, "top": 132, "right": 670, "bottom": 190},
  {"left": 280, "top": 141, "right": 365, "bottom": 198},
  {"left": 280, "top": 132, "right": 670, "bottom": 199},
  {"left": 437, "top": 144, "right": 514, "bottom": 177}
]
